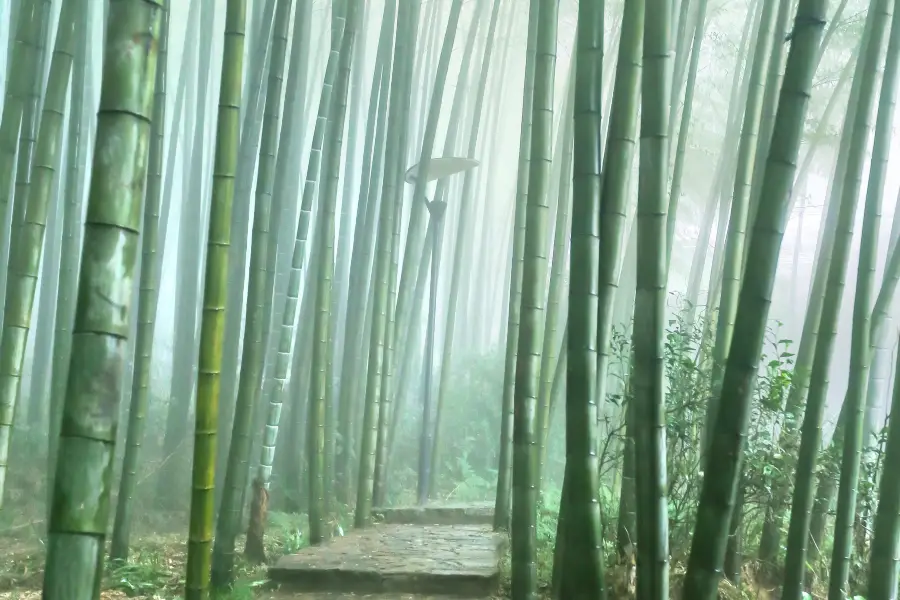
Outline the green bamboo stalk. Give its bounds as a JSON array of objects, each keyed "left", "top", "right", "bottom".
[
  {"left": 782, "top": 1, "right": 885, "bottom": 594},
  {"left": 632, "top": 0, "right": 672, "bottom": 596},
  {"left": 535, "top": 67, "right": 573, "bottom": 492},
  {"left": 427, "top": 0, "right": 500, "bottom": 498},
  {"left": 355, "top": 0, "right": 414, "bottom": 529},
  {"left": 185, "top": 0, "right": 246, "bottom": 596},
  {"left": 41, "top": 1, "right": 162, "bottom": 596},
  {"left": 46, "top": 0, "right": 92, "bottom": 516},
  {"left": 867, "top": 347, "right": 900, "bottom": 599},
  {"left": 109, "top": 0, "right": 169, "bottom": 561},
  {"left": 0, "top": 0, "right": 51, "bottom": 473},
  {"left": 0, "top": 3, "right": 46, "bottom": 315},
  {"left": 827, "top": 0, "right": 895, "bottom": 592},
  {"left": 557, "top": 0, "right": 605, "bottom": 594},
  {"left": 511, "top": 0, "right": 556, "bottom": 596},
  {"left": 702, "top": 0, "right": 777, "bottom": 458},
  {"left": 494, "top": 0, "right": 539, "bottom": 533},
  {"left": 308, "top": 0, "right": 361, "bottom": 543},
  {"left": 394, "top": 0, "right": 464, "bottom": 429},
  {"left": 682, "top": 0, "right": 828, "bottom": 591},
  {"left": 337, "top": 0, "right": 395, "bottom": 505},
  {"left": 665, "top": 0, "right": 709, "bottom": 265}
]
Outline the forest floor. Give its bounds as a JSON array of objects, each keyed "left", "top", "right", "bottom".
[
  {"left": 0, "top": 502, "right": 278, "bottom": 600},
  {"left": 0, "top": 501, "right": 784, "bottom": 600}
]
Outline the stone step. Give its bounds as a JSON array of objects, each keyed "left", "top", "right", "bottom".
[
  {"left": 269, "top": 524, "right": 505, "bottom": 597},
  {"left": 372, "top": 502, "right": 494, "bottom": 526}
]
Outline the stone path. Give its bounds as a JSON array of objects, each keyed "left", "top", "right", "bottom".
[{"left": 269, "top": 504, "right": 505, "bottom": 598}]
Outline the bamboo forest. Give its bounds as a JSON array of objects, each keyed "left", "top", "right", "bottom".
[{"left": 5, "top": 0, "right": 900, "bottom": 599}]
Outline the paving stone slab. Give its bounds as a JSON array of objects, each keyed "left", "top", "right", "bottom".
[
  {"left": 269, "top": 524, "right": 505, "bottom": 597},
  {"left": 372, "top": 502, "right": 495, "bottom": 526},
  {"left": 257, "top": 592, "right": 495, "bottom": 600}
]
